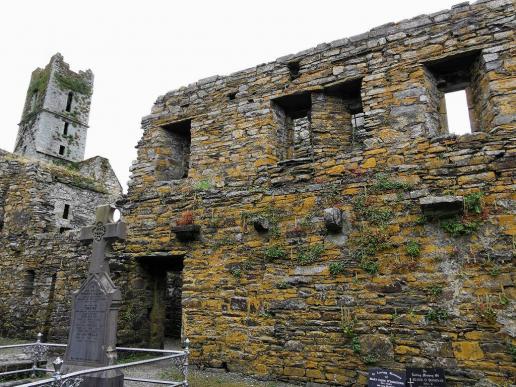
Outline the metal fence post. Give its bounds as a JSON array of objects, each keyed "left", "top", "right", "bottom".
[
  {"left": 30, "top": 332, "right": 43, "bottom": 378},
  {"left": 183, "top": 338, "right": 189, "bottom": 386}
]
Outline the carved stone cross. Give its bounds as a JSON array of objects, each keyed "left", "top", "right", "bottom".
[
  {"left": 80, "top": 205, "right": 126, "bottom": 274},
  {"left": 63, "top": 205, "right": 126, "bottom": 386}
]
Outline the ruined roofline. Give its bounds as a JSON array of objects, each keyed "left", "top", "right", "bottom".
[
  {"left": 28, "top": 53, "right": 93, "bottom": 80},
  {"left": 49, "top": 52, "right": 94, "bottom": 79},
  {"left": 153, "top": 0, "right": 510, "bottom": 105}
]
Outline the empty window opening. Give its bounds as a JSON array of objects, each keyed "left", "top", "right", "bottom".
[
  {"left": 443, "top": 90, "right": 472, "bottom": 135},
  {"left": 23, "top": 145, "right": 27, "bottom": 153},
  {"left": 63, "top": 122, "right": 69, "bottom": 135},
  {"left": 62, "top": 204, "right": 70, "bottom": 219},
  {"left": 59, "top": 145, "right": 65, "bottom": 155},
  {"left": 156, "top": 120, "right": 192, "bottom": 180},
  {"left": 272, "top": 92, "right": 312, "bottom": 160},
  {"left": 23, "top": 270, "right": 35, "bottom": 297},
  {"left": 424, "top": 50, "right": 481, "bottom": 135},
  {"left": 324, "top": 78, "right": 364, "bottom": 145},
  {"left": 65, "top": 92, "right": 73, "bottom": 112},
  {"left": 227, "top": 92, "right": 237, "bottom": 101},
  {"left": 59, "top": 227, "right": 71, "bottom": 233},
  {"left": 287, "top": 61, "right": 301, "bottom": 81}
]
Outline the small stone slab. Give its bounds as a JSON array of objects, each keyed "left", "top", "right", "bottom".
[
  {"left": 171, "top": 224, "right": 201, "bottom": 241},
  {"left": 368, "top": 368, "right": 406, "bottom": 386},
  {"left": 406, "top": 368, "right": 446, "bottom": 387},
  {"left": 419, "top": 195, "right": 463, "bottom": 218}
]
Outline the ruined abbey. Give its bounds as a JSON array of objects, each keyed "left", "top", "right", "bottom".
[{"left": 0, "top": 0, "right": 514, "bottom": 385}]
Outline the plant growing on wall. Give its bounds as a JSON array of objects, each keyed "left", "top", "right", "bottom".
[
  {"left": 440, "top": 217, "right": 480, "bottom": 236},
  {"left": 55, "top": 73, "right": 92, "bottom": 95},
  {"left": 464, "top": 192, "right": 483, "bottom": 214},
  {"left": 426, "top": 307, "right": 449, "bottom": 324},
  {"left": 371, "top": 173, "right": 413, "bottom": 192},
  {"left": 406, "top": 240, "right": 421, "bottom": 257},
  {"left": 264, "top": 245, "right": 287, "bottom": 261},
  {"left": 297, "top": 244, "right": 324, "bottom": 265},
  {"left": 329, "top": 261, "right": 346, "bottom": 276}
]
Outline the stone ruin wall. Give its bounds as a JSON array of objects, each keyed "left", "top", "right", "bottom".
[
  {"left": 0, "top": 150, "right": 122, "bottom": 340},
  {"left": 118, "top": 0, "right": 515, "bottom": 385}
]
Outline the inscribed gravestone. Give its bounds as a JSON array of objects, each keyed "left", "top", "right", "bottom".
[
  {"left": 68, "top": 277, "right": 109, "bottom": 363},
  {"left": 62, "top": 205, "right": 126, "bottom": 387},
  {"left": 368, "top": 368, "right": 406, "bottom": 387},
  {"left": 406, "top": 368, "right": 446, "bottom": 387}
]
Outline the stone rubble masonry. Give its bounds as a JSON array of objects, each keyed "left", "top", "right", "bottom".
[
  {"left": 118, "top": 0, "right": 515, "bottom": 385},
  {"left": 0, "top": 1, "right": 514, "bottom": 386},
  {"left": 14, "top": 53, "right": 93, "bottom": 163}
]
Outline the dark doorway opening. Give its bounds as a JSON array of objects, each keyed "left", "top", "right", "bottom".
[{"left": 139, "top": 256, "right": 184, "bottom": 349}]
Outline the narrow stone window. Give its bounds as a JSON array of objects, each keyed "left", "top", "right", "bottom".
[
  {"left": 424, "top": 50, "right": 481, "bottom": 135},
  {"left": 443, "top": 90, "right": 472, "bottom": 135},
  {"left": 63, "top": 122, "right": 69, "bottom": 135},
  {"left": 155, "top": 119, "right": 192, "bottom": 180},
  {"left": 287, "top": 61, "right": 301, "bottom": 80},
  {"left": 23, "top": 270, "right": 35, "bottom": 296},
  {"left": 59, "top": 145, "right": 65, "bottom": 155},
  {"left": 65, "top": 92, "right": 73, "bottom": 112},
  {"left": 272, "top": 92, "right": 312, "bottom": 160},
  {"left": 324, "top": 78, "right": 364, "bottom": 146},
  {"left": 227, "top": 92, "right": 237, "bottom": 101},
  {"left": 59, "top": 227, "right": 71, "bottom": 233},
  {"left": 62, "top": 204, "right": 70, "bottom": 219}
]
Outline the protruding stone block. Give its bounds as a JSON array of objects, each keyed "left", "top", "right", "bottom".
[
  {"left": 252, "top": 217, "right": 270, "bottom": 233},
  {"left": 420, "top": 195, "right": 464, "bottom": 218}
]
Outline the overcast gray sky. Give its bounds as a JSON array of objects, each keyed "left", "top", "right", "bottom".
[{"left": 0, "top": 0, "right": 469, "bottom": 191}]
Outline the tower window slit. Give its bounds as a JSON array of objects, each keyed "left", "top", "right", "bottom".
[
  {"left": 65, "top": 92, "right": 73, "bottom": 112},
  {"left": 62, "top": 204, "right": 70, "bottom": 219}
]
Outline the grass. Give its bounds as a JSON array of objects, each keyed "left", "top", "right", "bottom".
[{"left": 117, "top": 352, "right": 155, "bottom": 364}]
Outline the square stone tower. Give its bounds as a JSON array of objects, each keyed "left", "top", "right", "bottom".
[{"left": 14, "top": 53, "right": 93, "bottom": 163}]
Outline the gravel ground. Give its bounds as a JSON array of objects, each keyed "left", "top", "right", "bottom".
[{"left": 123, "top": 360, "right": 299, "bottom": 387}]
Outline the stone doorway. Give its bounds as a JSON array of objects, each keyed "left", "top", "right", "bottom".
[{"left": 140, "top": 256, "right": 184, "bottom": 349}]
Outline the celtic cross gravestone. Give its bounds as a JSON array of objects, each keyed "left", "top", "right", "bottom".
[{"left": 62, "top": 205, "right": 127, "bottom": 387}]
